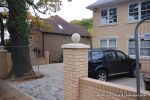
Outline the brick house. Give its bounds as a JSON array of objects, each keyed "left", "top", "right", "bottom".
[
  {"left": 29, "top": 15, "right": 90, "bottom": 62},
  {"left": 87, "top": 0, "right": 150, "bottom": 72}
]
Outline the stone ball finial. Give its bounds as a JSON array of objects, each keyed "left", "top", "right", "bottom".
[{"left": 71, "top": 33, "right": 81, "bottom": 43}]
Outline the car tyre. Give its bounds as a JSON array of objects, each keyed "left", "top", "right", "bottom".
[
  {"left": 96, "top": 70, "right": 107, "bottom": 81},
  {"left": 129, "top": 66, "right": 136, "bottom": 78}
]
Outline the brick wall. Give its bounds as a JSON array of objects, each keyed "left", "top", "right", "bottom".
[
  {"left": 140, "top": 59, "right": 150, "bottom": 73},
  {"left": 80, "top": 78, "right": 150, "bottom": 100},
  {"left": 62, "top": 37, "right": 150, "bottom": 100},
  {"left": 44, "top": 33, "right": 89, "bottom": 62}
]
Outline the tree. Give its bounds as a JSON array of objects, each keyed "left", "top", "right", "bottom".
[
  {"left": 70, "top": 18, "right": 92, "bottom": 33},
  {"left": 0, "top": 0, "right": 67, "bottom": 77},
  {"left": 70, "top": 18, "right": 93, "bottom": 47}
]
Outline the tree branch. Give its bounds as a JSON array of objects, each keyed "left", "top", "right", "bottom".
[
  {"left": 26, "top": 0, "right": 46, "bottom": 14},
  {"left": 0, "top": 2, "right": 8, "bottom": 8}
]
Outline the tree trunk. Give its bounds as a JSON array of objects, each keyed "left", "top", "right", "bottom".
[
  {"left": 0, "top": 16, "right": 4, "bottom": 45},
  {"left": 6, "top": 0, "right": 35, "bottom": 77}
]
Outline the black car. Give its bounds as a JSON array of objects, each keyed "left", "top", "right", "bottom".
[{"left": 88, "top": 49, "right": 140, "bottom": 81}]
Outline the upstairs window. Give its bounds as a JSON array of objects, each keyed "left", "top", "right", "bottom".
[
  {"left": 128, "top": 1, "right": 150, "bottom": 21},
  {"left": 100, "top": 8, "right": 117, "bottom": 24},
  {"left": 128, "top": 3, "right": 139, "bottom": 21},
  {"left": 141, "top": 1, "right": 150, "bottom": 19}
]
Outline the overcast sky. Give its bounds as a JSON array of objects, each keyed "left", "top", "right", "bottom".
[{"left": 39, "top": 0, "right": 97, "bottom": 22}]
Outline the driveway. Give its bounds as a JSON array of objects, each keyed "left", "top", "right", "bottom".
[{"left": 7, "top": 63, "right": 145, "bottom": 100}]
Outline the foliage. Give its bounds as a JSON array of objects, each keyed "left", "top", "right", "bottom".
[
  {"left": 0, "top": 0, "right": 71, "bottom": 77},
  {"left": 70, "top": 18, "right": 93, "bottom": 33}
]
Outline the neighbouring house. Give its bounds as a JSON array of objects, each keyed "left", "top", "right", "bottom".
[
  {"left": 29, "top": 15, "right": 90, "bottom": 63},
  {"left": 87, "top": 0, "right": 150, "bottom": 72}
]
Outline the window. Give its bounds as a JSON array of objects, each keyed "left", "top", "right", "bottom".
[
  {"left": 128, "top": 3, "right": 139, "bottom": 21},
  {"left": 128, "top": 1, "right": 150, "bottom": 21},
  {"left": 105, "top": 51, "right": 116, "bottom": 61},
  {"left": 140, "top": 39, "right": 150, "bottom": 56},
  {"left": 100, "top": 38, "right": 116, "bottom": 49},
  {"left": 33, "top": 48, "right": 40, "bottom": 58},
  {"left": 128, "top": 39, "right": 136, "bottom": 55},
  {"left": 92, "top": 52, "right": 104, "bottom": 61},
  {"left": 128, "top": 38, "right": 150, "bottom": 57},
  {"left": 117, "top": 51, "right": 127, "bottom": 60},
  {"left": 100, "top": 8, "right": 117, "bottom": 24}
]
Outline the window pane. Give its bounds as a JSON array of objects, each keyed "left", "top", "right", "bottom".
[
  {"left": 92, "top": 52, "right": 104, "bottom": 60},
  {"left": 100, "top": 40, "right": 107, "bottom": 48},
  {"left": 140, "top": 48, "right": 150, "bottom": 56},
  {"left": 117, "top": 52, "right": 126, "bottom": 60},
  {"left": 129, "top": 48, "right": 136, "bottom": 55},
  {"left": 140, "top": 39, "right": 150, "bottom": 56},
  {"left": 109, "top": 39, "right": 116, "bottom": 47},
  {"left": 105, "top": 52, "right": 116, "bottom": 61},
  {"left": 141, "top": 1, "right": 150, "bottom": 19},
  {"left": 129, "top": 39, "right": 135, "bottom": 48},
  {"left": 129, "top": 3, "right": 139, "bottom": 20},
  {"left": 129, "top": 39, "right": 135, "bottom": 55},
  {"left": 140, "top": 39, "right": 150, "bottom": 48},
  {"left": 101, "top": 10, "right": 107, "bottom": 16},
  {"left": 129, "top": 13, "right": 134, "bottom": 20},
  {"left": 100, "top": 17, "right": 108, "bottom": 24},
  {"left": 109, "top": 8, "right": 117, "bottom": 23},
  {"left": 101, "top": 10, "right": 108, "bottom": 24}
]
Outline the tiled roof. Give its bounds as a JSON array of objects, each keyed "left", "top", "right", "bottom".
[
  {"left": 87, "top": 0, "right": 130, "bottom": 10},
  {"left": 41, "top": 15, "right": 90, "bottom": 37}
]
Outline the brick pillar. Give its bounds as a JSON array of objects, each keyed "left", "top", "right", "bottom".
[
  {"left": 0, "top": 48, "right": 12, "bottom": 78},
  {"left": 62, "top": 33, "right": 90, "bottom": 100},
  {"left": 44, "top": 51, "right": 49, "bottom": 64}
]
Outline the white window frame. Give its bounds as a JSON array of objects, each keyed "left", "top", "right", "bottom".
[
  {"left": 100, "top": 7, "right": 117, "bottom": 25},
  {"left": 100, "top": 38, "right": 117, "bottom": 49},
  {"left": 128, "top": 38, "right": 150, "bottom": 59},
  {"left": 128, "top": 0, "right": 150, "bottom": 22}
]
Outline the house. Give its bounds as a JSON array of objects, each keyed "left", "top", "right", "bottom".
[
  {"left": 87, "top": 0, "right": 150, "bottom": 72},
  {"left": 29, "top": 15, "right": 90, "bottom": 63}
]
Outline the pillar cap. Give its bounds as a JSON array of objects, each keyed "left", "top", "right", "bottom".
[{"left": 62, "top": 43, "right": 90, "bottom": 49}]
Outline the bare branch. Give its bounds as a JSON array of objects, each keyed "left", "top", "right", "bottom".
[
  {"left": 0, "top": 3, "right": 8, "bottom": 8},
  {"left": 26, "top": 0, "right": 46, "bottom": 14}
]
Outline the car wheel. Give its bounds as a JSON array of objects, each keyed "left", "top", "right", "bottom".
[
  {"left": 129, "top": 66, "right": 136, "bottom": 77},
  {"left": 96, "top": 70, "right": 107, "bottom": 81}
]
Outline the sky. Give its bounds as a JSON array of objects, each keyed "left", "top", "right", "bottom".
[{"left": 39, "top": 0, "right": 97, "bottom": 22}]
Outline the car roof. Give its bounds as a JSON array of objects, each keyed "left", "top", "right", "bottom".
[{"left": 89, "top": 48, "right": 115, "bottom": 52}]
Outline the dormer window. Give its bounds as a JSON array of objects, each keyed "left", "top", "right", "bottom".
[
  {"left": 58, "top": 24, "right": 63, "bottom": 29},
  {"left": 100, "top": 8, "right": 117, "bottom": 25}
]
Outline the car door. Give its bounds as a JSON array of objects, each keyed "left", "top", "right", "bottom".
[
  {"left": 104, "top": 51, "right": 120, "bottom": 74},
  {"left": 89, "top": 51, "right": 104, "bottom": 71},
  {"left": 116, "top": 51, "right": 130, "bottom": 72}
]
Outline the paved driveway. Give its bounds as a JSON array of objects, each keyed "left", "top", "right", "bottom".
[
  {"left": 108, "top": 74, "right": 145, "bottom": 89},
  {"left": 7, "top": 63, "right": 145, "bottom": 100}
]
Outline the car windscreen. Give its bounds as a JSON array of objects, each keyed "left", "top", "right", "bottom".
[{"left": 91, "top": 51, "right": 104, "bottom": 61}]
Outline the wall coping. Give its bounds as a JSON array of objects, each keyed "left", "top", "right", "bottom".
[
  {"left": 0, "top": 50, "right": 8, "bottom": 53},
  {"left": 61, "top": 43, "right": 90, "bottom": 49}
]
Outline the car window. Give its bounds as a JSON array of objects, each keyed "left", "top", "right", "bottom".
[
  {"left": 92, "top": 51, "right": 104, "bottom": 61},
  {"left": 105, "top": 51, "right": 116, "bottom": 61},
  {"left": 117, "top": 51, "right": 126, "bottom": 60}
]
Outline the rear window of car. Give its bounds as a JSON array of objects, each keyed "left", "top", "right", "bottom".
[{"left": 91, "top": 51, "right": 104, "bottom": 60}]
